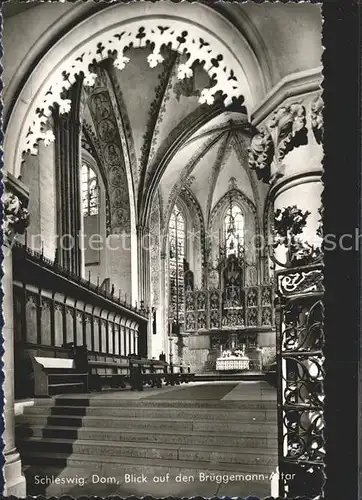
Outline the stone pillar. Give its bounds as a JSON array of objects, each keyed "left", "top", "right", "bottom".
[
  {"left": 2, "top": 172, "right": 30, "bottom": 496},
  {"left": 160, "top": 251, "right": 168, "bottom": 357},
  {"left": 54, "top": 82, "right": 82, "bottom": 275},
  {"left": 137, "top": 225, "right": 150, "bottom": 304},
  {"left": 137, "top": 225, "right": 151, "bottom": 356},
  {"left": 249, "top": 92, "right": 324, "bottom": 268},
  {"left": 268, "top": 94, "right": 324, "bottom": 269},
  {"left": 249, "top": 90, "right": 325, "bottom": 498}
]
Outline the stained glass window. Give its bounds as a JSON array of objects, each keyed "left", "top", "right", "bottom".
[
  {"left": 168, "top": 205, "right": 185, "bottom": 330},
  {"left": 224, "top": 204, "right": 245, "bottom": 257},
  {"left": 81, "top": 163, "right": 99, "bottom": 216}
]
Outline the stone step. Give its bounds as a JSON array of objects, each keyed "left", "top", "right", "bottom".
[
  {"left": 17, "top": 425, "right": 277, "bottom": 448},
  {"left": 21, "top": 451, "right": 277, "bottom": 477},
  {"left": 32, "top": 397, "right": 276, "bottom": 410},
  {"left": 19, "top": 437, "right": 278, "bottom": 465},
  {"left": 17, "top": 414, "right": 277, "bottom": 433},
  {"left": 23, "top": 405, "right": 276, "bottom": 421},
  {"left": 194, "top": 373, "right": 266, "bottom": 381}
]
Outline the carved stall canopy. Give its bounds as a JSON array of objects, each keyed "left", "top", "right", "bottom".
[
  {"left": 12, "top": 242, "right": 147, "bottom": 398},
  {"left": 12, "top": 243, "right": 148, "bottom": 323}
]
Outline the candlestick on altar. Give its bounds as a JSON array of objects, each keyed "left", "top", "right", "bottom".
[
  {"left": 97, "top": 275, "right": 100, "bottom": 288},
  {"left": 88, "top": 271, "right": 91, "bottom": 282},
  {"left": 25, "top": 229, "right": 28, "bottom": 248}
]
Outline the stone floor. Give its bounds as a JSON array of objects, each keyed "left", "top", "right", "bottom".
[
  {"left": 16, "top": 380, "right": 277, "bottom": 403},
  {"left": 20, "top": 381, "right": 277, "bottom": 498}
]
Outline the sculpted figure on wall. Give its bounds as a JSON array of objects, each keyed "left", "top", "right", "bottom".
[
  {"left": 248, "top": 128, "right": 274, "bottom": 183},
  {"left": 311, "top": 95, "right": 324, "bottom": 145}
]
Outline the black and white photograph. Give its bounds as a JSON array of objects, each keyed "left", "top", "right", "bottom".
[{"left": 1, "top": 1, "right": 343, "bottom": 498}]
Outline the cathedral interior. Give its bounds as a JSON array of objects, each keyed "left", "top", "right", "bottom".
[{"left": 2, "top": 2, "right": 325, "bottom": 498}]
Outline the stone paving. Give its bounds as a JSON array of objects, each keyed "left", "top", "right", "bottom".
[{"left": 19, "top": 381, "right": 277, "bottom": 498}]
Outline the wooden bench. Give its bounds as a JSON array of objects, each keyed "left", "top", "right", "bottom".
[
  {"left": 185, "top": 366, "right": 196, "bottom": 383},
  {"left": 74, "top": 346, "right": 130, "bottom": 391},
  {"left": 129, "top": 359, "right": 167, "bottom": 391},
  {"left": 31, "top": 356, "right": 88, "bottom": 397},
  {"left": 50, "top": 345, "right": 195, "bottom": 394},
  {"left": 166, "top": 363, "right": 195, "bottom": 385},
  {"left": 181, "top": 365, "right": 195, "bottom": 383},
  {"left": 165, "top": 363, "right": 182, "bottom": 386}
]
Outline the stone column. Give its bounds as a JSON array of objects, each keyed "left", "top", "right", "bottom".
[
  {"left": 137, "top": 225, "right": 150, "bottom": 304},
  {"left": 54, "top": 81, "right": 83, "bottom": 275},
  {"left": 268, "top": 95, "right": 324, "bottom": 268},
  {"left": 54, "top": 114, "right": 82, "bottom": 274},
  {"left": 160, "top": 251, "right": 168, "bottom": 357},
  {"left": 2, "top": 172, "right": 30, "bottom": 496}
]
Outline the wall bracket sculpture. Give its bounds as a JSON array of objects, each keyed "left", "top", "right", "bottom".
[{"left": 248, "top": 101, "right": 317, "bottom": 183}]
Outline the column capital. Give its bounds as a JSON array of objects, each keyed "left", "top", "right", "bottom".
[
  {"left": 249, "top": 92, "right": 324, "bottom": 185},
  {"left": 251, "top": 69, "right": 323, "bottom": 127},
  {"left": 3, "top": 172, "right": 30, "bottom": 247}
]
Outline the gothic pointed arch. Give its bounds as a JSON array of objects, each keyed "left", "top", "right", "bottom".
[
  {"left": 81, "top": 147, "right": 111, "bottom": 238},
  {"left": 179, "top": 187, "right": 207, "bottom": 288},
  {"left": 161, "top": 127, "right": 226, "bottom": 232},
  {"left": 81, "top": 120, "right": 112, "bottom": 234},
  {"left": 101, "top": 59, "right": 138, "bottom": 225},
  {"left": 140, "top": 99, "right": 229, "bottom": 227},
  {"left": 209, "top": 188, "right": 256, "bottom": 230}
]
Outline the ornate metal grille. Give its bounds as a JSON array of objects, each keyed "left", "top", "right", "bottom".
[{"left": 275, "top": 264, "right": 325, "bottom": 498}]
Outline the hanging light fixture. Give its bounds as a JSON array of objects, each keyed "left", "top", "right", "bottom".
[
  {"left": 216, "top": 190, "right": 248, "bottom": 266},
  {"left": 226, "top": 192, "right": 236, "bottom": 236}
]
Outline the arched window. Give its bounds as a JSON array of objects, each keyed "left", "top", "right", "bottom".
[
  {"left": 81, "top": 163, "right": 99, "bottom": 216},
  {"left": 168, "top": 205, "right": 185, "bottom": 332},
  {"left": 81, "top": 161, "right": 101, "bottom": 267},
  {"left": 224, "top": 203, "right": 245, "bottom": 257}
]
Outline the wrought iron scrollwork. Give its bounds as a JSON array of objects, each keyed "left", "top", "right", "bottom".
[
  {"left": 283, "top": 298, "right": 324, "bottom": 352},
  {"left": 276, "top": 264, "right": 325, "bottom": 498}
]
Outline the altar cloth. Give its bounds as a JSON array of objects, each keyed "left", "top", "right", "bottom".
[{"left": 216, "top": 356, "right": 250, "bottom": 371}]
